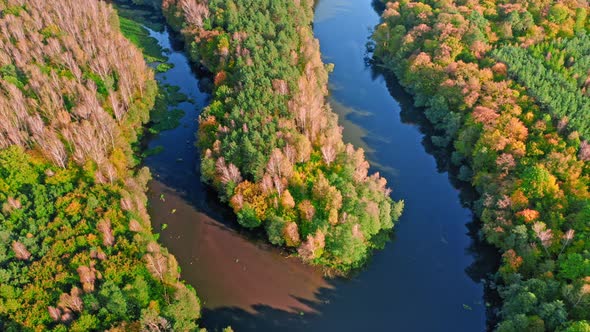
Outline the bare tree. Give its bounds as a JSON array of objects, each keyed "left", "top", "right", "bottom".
[
  {"left": 12, "top": 241, "right": 31, "bottom": 260},
  {"left": 272, "top": 79, "right": 289, "bottom": 95},
  {"left": 77, "top": 265, "right": 96, "bottom": 292},
  {"left": 216, "top": 157, "right": 242, "bottom": 184},
  {"left": 298, "top": 230, "right": 325, "bottom": 262},
  {"left": 0, "top": 0, "right": 153, "bottom": 168},
  {"left": 145, "top": 252, "right": 167, "bottom": 282},
  {"left": 35, "top": 130, "right": 67, "bottom": 168},
  {"left": 533, "top": 222, "right": 553, "bottom": 256},
  {"left": 559, "top": 229, "right": 575, "bottom": 256},
  {"left": 58, "top": 287, "right": 84, "bottom": 313},
  {"left": 2, "top": 197, "right": 22, "bottom": 213},
  {"left": 97, "top": 218, "right": 114, "bottom": 246},
  {"left": 180, "top": 0, "right": 210, "bottom": 28},
  {"left": 48, "top": 306, "right": 62, "bottom": 322},
  {"left": 272, "top": 175, "right": 285, "bottom": 197},
  {"left": 266, "top": 148, "right": 293, "bottom": 179},
  {"left": 283, "top": 222, "right": 300, "bottom": 247},
  {"left": 298, "top": 200, "right": 315, "bottom": 222},
  {"left": 579, "top": 140, "right": 590, "bottom": 161},
  {"left": 321, "top": 143, "right": 336, "bottom": 166},
  {"left": 129, "top": 219, "right": 142, "bottom": 233}
]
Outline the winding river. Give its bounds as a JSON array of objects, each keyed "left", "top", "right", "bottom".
[{"left": 141, "top": 0, "right": 498, "bottom": 331}]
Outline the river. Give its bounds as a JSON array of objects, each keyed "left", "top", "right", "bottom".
[{"left": 141, "top": 0, "right": 497, "bottom": 331}]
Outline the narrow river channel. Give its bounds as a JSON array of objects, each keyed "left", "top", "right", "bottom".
[{"left": 141, "top": 0, "right": 497, "bottom": 331}]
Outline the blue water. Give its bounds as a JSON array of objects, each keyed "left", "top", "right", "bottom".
[{"left": 140, "top": 1, "right": 496, "bottom": 330}]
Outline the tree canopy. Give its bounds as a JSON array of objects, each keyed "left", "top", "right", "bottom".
[
  {"left": 374, "top": 0, "right": 590, "bottom": 329},
  {"left": 162, "top": 0, "right": 404, "bottom": 273},
  {"left": 0, "top": 0, "right": 199, "bottom": 329}
]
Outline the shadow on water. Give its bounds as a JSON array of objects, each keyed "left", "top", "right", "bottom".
[
  {"left": 200, "top": 294, "right": 331, "bottom": 332},
  {"left": 368, "top": 17, "right": 501, "bottom": 329},
  {"left": 119, "top": 0, "right": 503, "bottom": 330},
  {"left": 389, "top": 76, "right": 502, "bottom": 327}
]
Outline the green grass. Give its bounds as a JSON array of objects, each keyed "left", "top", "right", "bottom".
[
  {"left": 142, "top": 145, "right": 164, "bottom": 157},
  {"left": 118, "top": 16, "right": 168, "bottom": 63},
  {"left": 156, "top": 62, "right": 175, "bottom": 73},
  {"left": 148, "top": 84, "right": 189, "bottom": 133},
  {"left": 114, "top": 2, "right": 165, "bottom": 32}
]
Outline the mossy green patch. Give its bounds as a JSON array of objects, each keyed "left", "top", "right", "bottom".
[
  {"left": 83, "top": 71, "right": 110, "bottom": 98},
  {"left": 142, "top": 145, "right": 164, "bottom": 157},
  {"left": 163, "top": 84, "right": 189, "bottom": 105},
  {"left": 0, "top": 64, "right": 27, "bottom": 89},
  {"left": 118, "top": 16, "right": 167, "bottom": 63},
  {"left": 3, "top": 4, "right": 24, "bottom": 16},
  {"left": 149, "top": 108, "right": 185, "bottom": 133},
  {"left": 148, "top": 84, "right": 189, "bottom": 133},
  {"left": 156, "top": 62, "right": 175, "bottom": 73},
  {"left": 114, "top": 2, "right": 165, "bottom": 32}
]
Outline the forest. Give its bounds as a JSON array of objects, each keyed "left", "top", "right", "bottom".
[
  {"left": 0, "top": 0, "right": 404, "bottom": 329},
  {"left": 374, "top": 0, "right": 590, "bottom": 330},
  {"left": 161, "top": 0, "right": 404, "bottom": 273},
  {"left": 493, "top": 34, "right": 590, "bottom": 137},
  {"left": 8, "top": 0, "right": 590, "bottom": 329},
  {"left": 0, "top": 0, "right": 199, "bottom": 330}
]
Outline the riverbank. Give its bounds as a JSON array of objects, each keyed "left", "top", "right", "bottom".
[
  {"left": 162, "top": 0, "right": 404, "bottom": 274},
  {"left": 114, "top": 3, "right": 337, "bottom": 328},
  {"left": 373, "top": 0, "right": 590, "bottom": 330},
  {"left": 0, "top": 1, "right": 199, "bottom": 329},
  {"left": 117, "top": 0, "right": 498, "bottom": 330}
]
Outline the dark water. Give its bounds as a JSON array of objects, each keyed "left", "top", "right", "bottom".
[{"left": 141, "top": 0, "right": 498, "bottom": 331}]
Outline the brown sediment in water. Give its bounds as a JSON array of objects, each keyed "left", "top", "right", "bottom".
[{"left": 147, "top": 180, "right": 332, "bottom": 314}]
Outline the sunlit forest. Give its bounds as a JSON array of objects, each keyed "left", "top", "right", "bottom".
[
  {"left": 0, "top": 0, "right": 199, "bottom": 330},
  {"left": 374, "top": 0, "right": 590, "bottom": 329},
  {"left": 163, "top": 0, "right": 403, "bottom": 273},
  {"left": 2, "top": 0, "right": 590, "bottom": 330}
]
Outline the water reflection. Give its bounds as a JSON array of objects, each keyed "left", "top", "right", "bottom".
[
  {"left": 369, "top": 16, "right": 501, "bottom": 332},
  {"left": 125, "top": 0, "right": 505, "bottom": 329}
]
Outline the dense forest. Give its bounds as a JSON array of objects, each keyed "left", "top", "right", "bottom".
[
  {"left": 12, "top": 0, "right": 590, "bottom": 329},
  {"left": 0, "top": 0, "right": 199, "bottom": 330},
  {"left": 374, "top": 0, "right": 590, "bottom": 330},
  {"left": 161, "top": 0, "right": 404, "bottom": 273},
  {"left": 493, "top": 34, "right": 590, "bottom": 137}
]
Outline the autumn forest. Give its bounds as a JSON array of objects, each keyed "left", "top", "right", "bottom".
[{"left": 0, "top": 0, "right": 589, "bottom": 331}]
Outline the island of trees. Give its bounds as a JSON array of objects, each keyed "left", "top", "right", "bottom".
[
  {"left": 0, "top": 0, "right": 199, "bottom": 330},
  {"left": 161, "top": 0, "right": 404, "bottom": 273},
  {"left": 374, "top": 0, "right": 590, "bottom": 330}
]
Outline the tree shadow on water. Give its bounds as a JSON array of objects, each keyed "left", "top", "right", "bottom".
[
  {"left": 202, "top": 305, "right": 312, "bottom": 332},
  {"left": 369, "top": 54, "right": 502, "bottom": 330},
  {"left": 201, "top": 288, "right": 340, "bottom": 332}
]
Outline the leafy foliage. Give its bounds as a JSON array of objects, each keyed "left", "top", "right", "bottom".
[
  {"left": 374, "top": 0, "right": 590, "bottom": 329},
  {"left": 0, "top": 0, "right": 199, "bottom": 329},
  {"left": 0, "top": 149, "right": 200, "bottom": 330},
  {"left": 493, "top": 34, "right": 590, "bottom": 137},
  {"left": 163, "top": 0, "right": 404, "bottom": 273}
]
